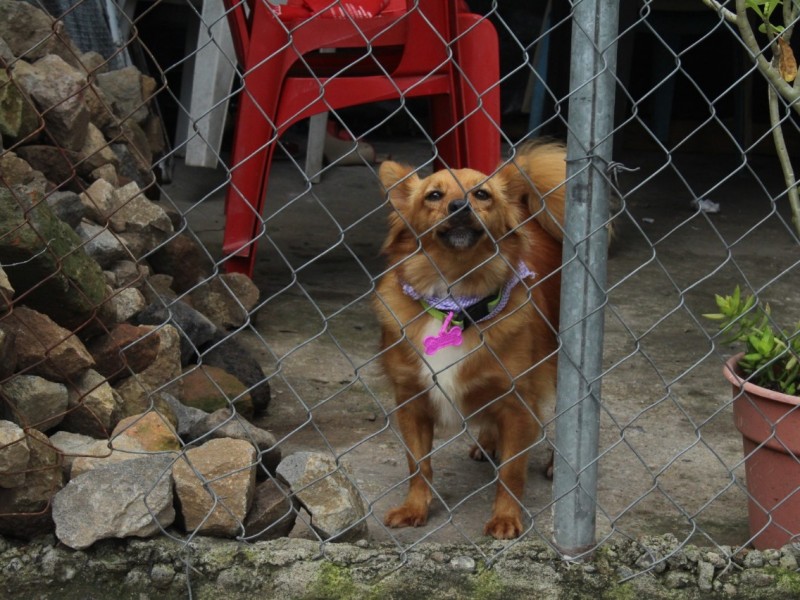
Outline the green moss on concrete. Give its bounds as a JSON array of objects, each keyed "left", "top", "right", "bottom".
[
  {"left": 767, "top": 567, "right": 800, "bottom": 596},
  {"left": 471, "top": 566, "right": 506, "bottom": 600},
  {"left": 602, "top": 582, "right": 637, "bottom": 600},
  {"left": 304, "top": 561, "right": 358, "bottom": 600}
]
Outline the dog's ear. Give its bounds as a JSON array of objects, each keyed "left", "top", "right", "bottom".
[
  {"left": 379, "top": 161, "right": 418, "bottom": 209},
  {"left": 379, "top": 161, "right": 420, "bottom": 256},
  {"left": 496, "top": 161, "right": 529, "bottom": 201}
]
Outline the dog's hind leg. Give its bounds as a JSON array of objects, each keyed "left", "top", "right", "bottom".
[
  {"left": 469, "top": 421, "right": 498, "bottom": 462},
  {"left": 385, "top": 395, "right": 435, "bottom": 529}
]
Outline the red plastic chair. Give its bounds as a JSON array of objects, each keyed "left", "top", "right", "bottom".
[{"left": 221, "top": 0, "right": 501, "bottom": 275}]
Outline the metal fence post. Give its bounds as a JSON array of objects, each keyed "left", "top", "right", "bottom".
[{"left": 552, "top": 0, "right": 619, "bottom": 557}]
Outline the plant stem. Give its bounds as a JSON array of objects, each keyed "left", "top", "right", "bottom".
[
  {"left": 728, "top": 0, "right": 800, "bottom": 237},
  {"left": 767, "top": 78, "right": 800, "bottom": 234}
]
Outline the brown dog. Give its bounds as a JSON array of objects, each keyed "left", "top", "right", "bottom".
[{"left": 373, "top": 142, "right": 567, "bottom": 539}]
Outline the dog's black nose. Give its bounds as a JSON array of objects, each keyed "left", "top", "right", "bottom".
[{"left": 448, "top": 199, "right": 470, "bottom": 214}]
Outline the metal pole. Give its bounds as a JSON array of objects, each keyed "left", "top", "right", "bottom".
[{"left": 552, "top": 0, "right": 619, "bottom": 558}]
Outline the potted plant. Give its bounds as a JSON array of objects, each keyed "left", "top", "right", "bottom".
[{"left": 705, "top": 286, "right": 800, "bottom": 549}]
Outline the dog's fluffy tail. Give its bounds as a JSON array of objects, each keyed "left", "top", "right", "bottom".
[{"left": 500, "top": 140, "right": 568, "bottom": 243}]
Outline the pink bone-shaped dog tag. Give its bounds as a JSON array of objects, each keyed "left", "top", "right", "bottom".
[{"left": 424, "top": 311, "right": 463, "bottom": 355}]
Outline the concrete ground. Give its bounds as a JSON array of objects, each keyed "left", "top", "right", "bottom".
[{"left": 163, "top": 135, "right": 799, "bottom": 554}]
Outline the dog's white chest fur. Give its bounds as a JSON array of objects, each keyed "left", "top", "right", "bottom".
[{"left": 418, "top": 319, "right": 470, "bottom": 430}]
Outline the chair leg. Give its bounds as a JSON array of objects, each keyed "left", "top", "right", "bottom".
[
  {"left": 222, "top": 75, "right": 282, "bottom": 276},
  {"left": 455, "top": 13, "right": 501, "bottom": 174}
]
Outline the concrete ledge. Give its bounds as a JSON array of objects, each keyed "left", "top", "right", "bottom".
[{"left": 2, "top": 533, "right": 800, "bottom": 599}]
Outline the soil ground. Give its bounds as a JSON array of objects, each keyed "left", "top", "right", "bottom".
[{"left": 164, "top": 136, "right": 799, "bottom": 553}]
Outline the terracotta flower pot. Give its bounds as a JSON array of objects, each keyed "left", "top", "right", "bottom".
[{"left": 724, "top": 353, "right": 800, "bottom": 549}]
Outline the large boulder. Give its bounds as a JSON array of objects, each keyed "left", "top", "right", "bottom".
[
  {"left": 201, "top": 332, "right": 271, "bottom": 415},
  {"left": 60, "top": 368, "right": 122, "bottom": 438},
  {"left": 52, "top": 455, "right": 176, "bottom": 549},
  {"left": 0, "top": 374, "right": 68, "bottom": 432},
  {"left": 276, "top": 452, "right": 367, "bottom": 542},
  {"left": 10, "top": 55, "right": 90, "bottom": 152},
  {"left": 0, "top": 70, "right": 39, "bottom": 143},
  {"left": 175, "top": 365, "right": 254, "bottom": 418},
  {"left": 3, "top": 307, "right": 94, "bottom": 383},
  {"left": 0, "top": 429, "right": 63, "bottom": 539},
  {"left": 114, "top": 324, "right": 182, "bottom": 419},
  {"left": 0, "top": 420, "right": 29, "bottom": 488},
  {"left": 0, "top": 0, "right": 84, "bottom": 68},
  {"left": 172, "top": 438, "right": 257, "bottom": 537},
  {"left": 134, "top": 301, "right": 217, "bottom": 366},
  {"left": 0, "top": 186, "right": 108, "bottom": 330}
]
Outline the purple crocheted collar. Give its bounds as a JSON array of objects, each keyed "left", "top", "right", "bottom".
[{"left": 401, "top": 262, "right": 536, "bottom": 326}]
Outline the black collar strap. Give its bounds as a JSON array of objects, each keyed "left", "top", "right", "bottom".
[{"left": 420, "top": 289, "right": 502, "bottom": 330}]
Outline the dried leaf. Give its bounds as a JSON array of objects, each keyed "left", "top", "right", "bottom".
[{"left": 777, "top": 37, "right": 797, "bottom": 83}]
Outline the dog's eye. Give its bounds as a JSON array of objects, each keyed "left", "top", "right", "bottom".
[
  {"left": 473, "top": 189, "right": 491, "bottom": 201},
  {"left": 425, "top": 190, "right": 443, "bottom": 201}
]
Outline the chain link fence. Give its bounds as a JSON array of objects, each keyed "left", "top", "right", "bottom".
[{"left": 2, "top": 0, "right": 800, "bottom": 593}]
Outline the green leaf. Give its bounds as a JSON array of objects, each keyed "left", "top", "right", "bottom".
[
  {"left": 703, "top": 313, "right": 726, "bottom": 321},
  {"left": 743, "top": 352, "right": 763, "bottom": 363}
]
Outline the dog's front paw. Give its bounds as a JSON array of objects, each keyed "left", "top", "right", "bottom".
[
  {"left": 483, "top": 514, "right": 523, "bottom": 539},
  {"left": 384, "top": 505, "right": 429, "bottom": 528}
]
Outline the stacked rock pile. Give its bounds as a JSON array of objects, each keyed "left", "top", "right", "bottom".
[{"left": 0, "top": 0, "right": 368, "bottom": 548}]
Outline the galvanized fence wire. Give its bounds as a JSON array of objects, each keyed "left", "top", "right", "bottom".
[{"left": 3, "top": 0, "right": 800, "bottom": 589}]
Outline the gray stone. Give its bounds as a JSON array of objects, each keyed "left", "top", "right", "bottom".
[
  {"left": 0, "top": 151, "right": 47, "bottom": 194},
  {"left": 86, "top": 323, "right": 161, "bottom": 383},
  {"left": 0, "top": 419, "right": 29, "bottom": 488},
  {"left": 109, "top": 181, "right": 171, "bottom": 233},
  {"left": 134, "top": 301, "right": 218, "bottom": 366},
  {"left": 0, "top": 186, "right": 108, "bottom": 330},
  {"left": 110, "top": 138, "right": 154, "bottom": 194},
  {"left": 61, "top": 369, "right": 122, "bottom": 438},
  {"left": 4, "top": 307, "right": 94, "bottom": 383},
  {"left": 114, "top": 324, "right": 182, "bottom": 419},
  {"left": 449, "top": 556, "right": 476, "bottom": 572},
  {"left": 243, "top": 478, "right": 297, "bottom": 541},
  {"left": 109, "top": 260, "right": 147, "bottom": 289},
  {"left": 52, "top": 455, "right": 175, "bottom": 549},
  {"left": 48, "top": 430, "right": 106, "bottom": 477},
  {"left": 190, "top": 273, "right": 260, "bottom": 330},
  {"left": 162, "top": 393, "right": 207, "bottom": 438},
  {"left": 1, "top": 374, "right": 68, "bottom": 432},
  {"left": 105, "top": 286, "right": 146, "bottom": 323},
  {"left": 76, "top": 220, "right": 128, "bottom": 268},
  {"left": 11, "top": 56, "right": 90, "bottom": 151},
  {"left": 0, "top": 0, "right": 83, "bottom": 68},
  {"left": 14, "top": 144, "right": 80, "bottom": 189},
  {"left": 276, "top": 452, "right": 367, "bottom": 542},
  {"left": 172, "top": 438, "right": 257, "bottom": 537},
  {"left": 79, "top": 178, "right": 117, "bottom": 224},
  {"left": 202, "top": 332, "right": 270, "bottom": 414},
  {"left": 148, "top": 233, "right": 213, "bottom": 294},
  {"left": 95, "top": 66, "right": 150, "bottom": 125},
  {"left": 187, "top": 408, "right": 281, "bottom": 475},
  {"left": 0, "top": 69, "right": 39, "bottom": 143},
  {"left": 0, "top": 323, "right": 16, "bottom": 378},
  {"left": 697, "top": 560, "right": 715, "bottom": 592},
  {"left": 141, "top": 273, "right": 178, "bottom": 304},
  {"left": 77, "top": 122, "right": 119, "bottom": 177},
  {"left": 0, "top": 428, "right": 62, "bottom": 539},
  {"left": 69, "top": 437, "right": 146, "bottom": 479},
  {"left": 46, "top": 190, "right": 85, "bottom": 229}
]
